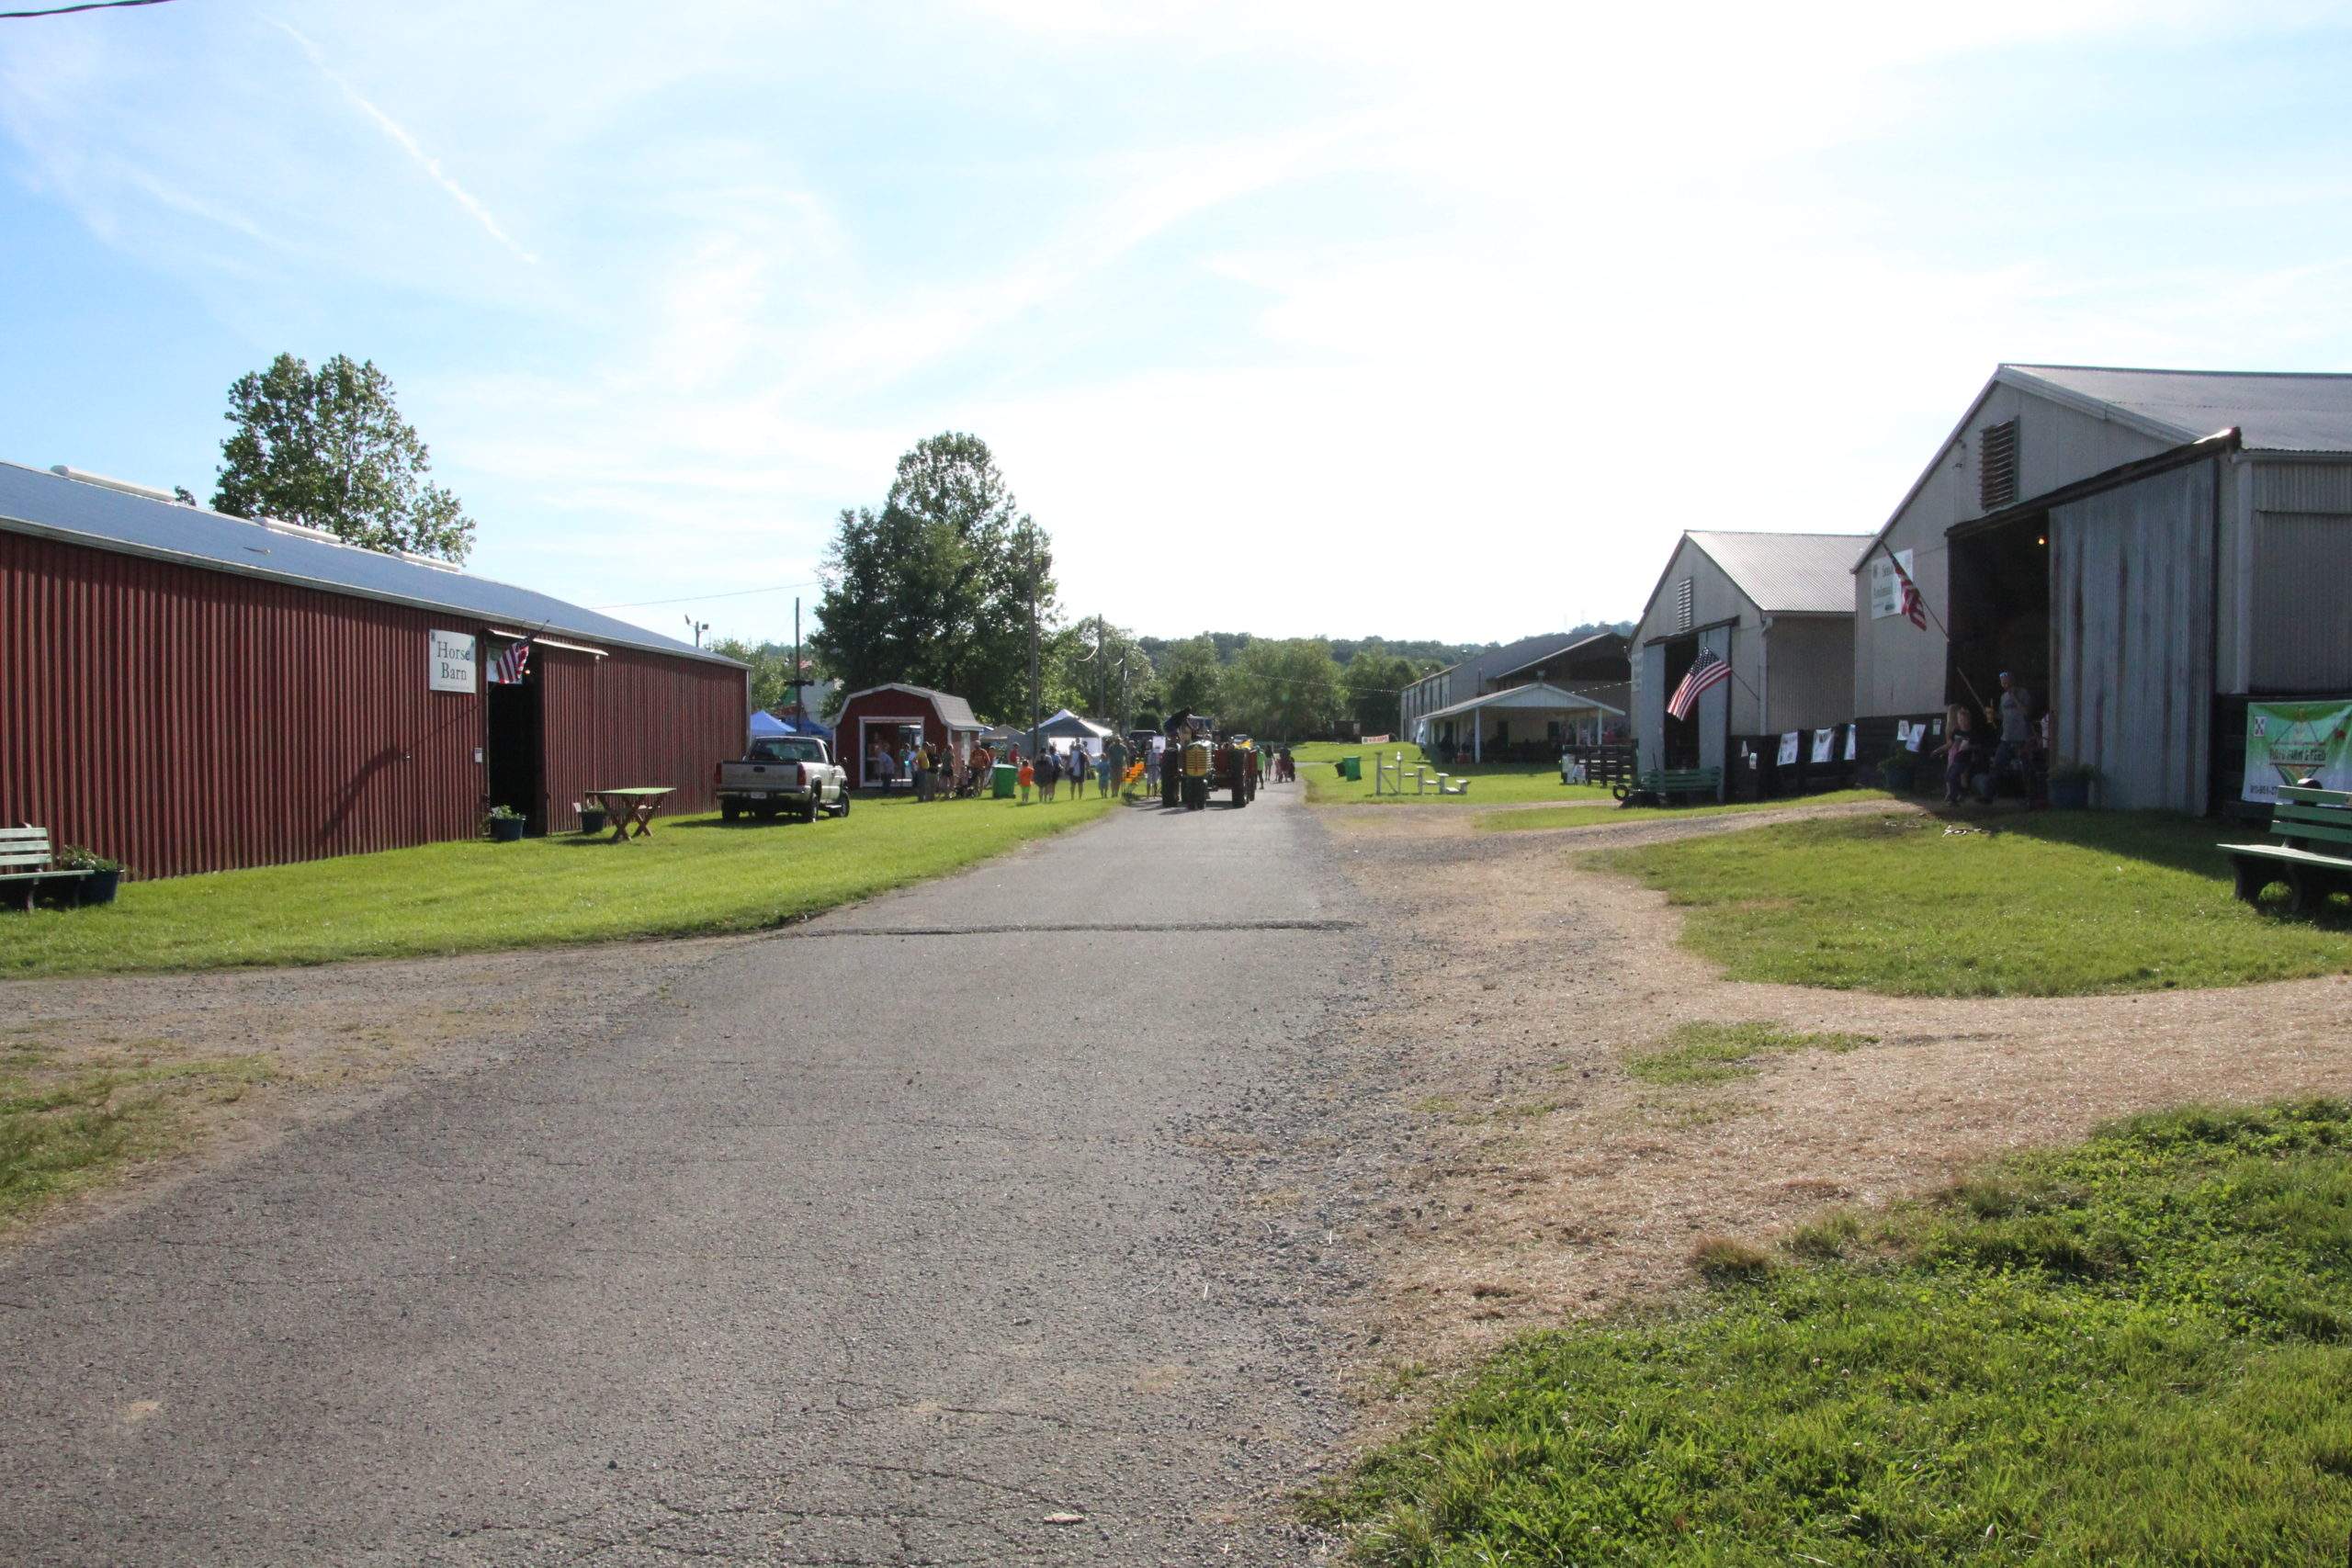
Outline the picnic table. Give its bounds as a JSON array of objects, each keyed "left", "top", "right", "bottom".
[{"left": 587, "top": 786, "right": 673, "bottom": 841}]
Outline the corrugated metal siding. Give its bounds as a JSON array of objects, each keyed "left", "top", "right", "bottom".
[
  {"left": 2051, "top": 464, "right": 2215, "bottom": 813},
  {"left": 2, "top": 532, "right": 747, "bottom": 878},
  {"left": 2246, "top": 512, "right": 2352, "bottom": 692},
  {"left": 539, "top": 648, "right": 745, "bottom": 831},
  {"left": 1762, "top": 615, "right": 1856, "bottom": 734}
]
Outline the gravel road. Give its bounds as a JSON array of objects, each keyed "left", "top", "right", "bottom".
[{"left": 0, "top": 786, "right": 1380, "bottom": 1565}]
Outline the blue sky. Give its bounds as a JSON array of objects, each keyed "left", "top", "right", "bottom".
[{"left": 6, "top": 2, "right": 2352, "bottom": 647}]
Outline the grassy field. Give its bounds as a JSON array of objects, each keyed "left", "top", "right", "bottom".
[
  {"left": 1595, "top": 809, "right": 2352, "bottom": 996},
  {"left": 1477, "top": 788, "right": 1883, "bottom": 832},
  {"left": 2, "top": 793, "right": 1116, "bottom": 979},
  {"left": 1293, "top": 741, "right": 1612, "bottom": 807},
  {"left": 1308, "top": 1100, "right": 2352, "bottom": 1565}
]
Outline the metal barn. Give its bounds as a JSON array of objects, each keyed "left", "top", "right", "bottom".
[
  {"left": 1630, "top": 531, "right": 1864, "bottom": 790},
  {"left": 0, "top": 462, "right": 746, "bottom": 878},
  {"left": 833, "top": 683, "right": 983, "bottom": 788},
  {"left": 1851, "top": 366, "right": 2352, "bottom": 812}
]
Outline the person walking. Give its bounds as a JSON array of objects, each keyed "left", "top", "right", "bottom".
[
  {"left": 1039, "top": 746, "right": 1058, "bottom": 803},
  {"left": 1017, "top": 755, "right": 1034, "bottom": 804},
  {"left": 1942, "top": 703, "right": 1981, "bottom": 806},
  {"left": 1982, "top": 671, "right": 2034, "bottom": 803}
]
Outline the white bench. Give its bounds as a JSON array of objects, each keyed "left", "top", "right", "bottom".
[{"left": 1, "top": 826, "right": 89, "bottom": 911}]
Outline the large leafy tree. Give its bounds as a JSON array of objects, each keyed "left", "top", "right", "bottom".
[
  {"left": 1344, "top": 640, "right": 1419, "bottom": 735},
  {"left": 211, "top": 353, "right": 475, "bottom": 562},
  {"left": 811, "top": 433, "right": 1053, "bottom": 722},
  {"left": 1157, "top": 634, "right": 1225, "bottom": 720},
  {"left": 1224, "top": 638, "right": 1344, "bottom": 740},
  {"left": 1048, "top": 615, "right": 1159, "bottom": 728},
  {"left": 707, "top": 637, "right": 826, "bottom": 715}
]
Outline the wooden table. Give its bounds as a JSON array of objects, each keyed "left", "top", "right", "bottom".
[{"left": 588, "top": 786, "right": 673, "bottom": 841}]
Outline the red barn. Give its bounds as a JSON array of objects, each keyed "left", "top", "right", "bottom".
[
  {"left": 832, "top": 683, "right": 984, "bottom": 788},
  {"left": 0, "top": 461, "right": 747, "bottom": 879}
]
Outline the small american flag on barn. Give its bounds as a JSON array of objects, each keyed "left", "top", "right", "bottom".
[
  {"left": 1894, "top": 561, "right": 1928, "bottom": 629},
  {"left": 492, "top": 638, "right": 531, "bottom": 685},
  {"left": 1666, "top": 648, "right": 1731, "bottom": 721}
]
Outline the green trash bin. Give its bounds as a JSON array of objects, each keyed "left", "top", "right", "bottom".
[
  {"left": 991, "top": 762, "right": 1018, "bottom": 799},
  {"left": 1340, "top": 755, "right": 1362, "bottom": 782}
]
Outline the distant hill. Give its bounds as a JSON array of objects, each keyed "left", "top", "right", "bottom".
[{"left": 1137, "top": 623, "right": 1632, "bottom": 670}]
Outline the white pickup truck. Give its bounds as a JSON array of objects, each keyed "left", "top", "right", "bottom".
[{"left": 717, "top": 735, "right": 850, "bottom": 823}]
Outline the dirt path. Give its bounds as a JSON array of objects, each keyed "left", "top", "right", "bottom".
[{"left": 1322, "top": 798, "right": 2352, "bottom": 1403}]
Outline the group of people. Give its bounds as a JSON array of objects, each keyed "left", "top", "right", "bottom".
[
  {"left": 1015, "top": 742, "right": 1123, "bottom": 803},
  {"left": 865, "top": 737, "right": 992, "bottom": 801},
  {"left": 1941, "top": 671, "right": 2046, "bottom": 806}
]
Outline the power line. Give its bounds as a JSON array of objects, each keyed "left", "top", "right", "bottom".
[
  {"left": 0, "top": 0, "right": 174, "bottom": 17},
  {"left": 589, "top": 577, "right": 823, "bottom": 612}
]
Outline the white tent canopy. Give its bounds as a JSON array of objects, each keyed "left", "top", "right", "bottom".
[{"left": 1412, "top": 682, "right": 1625, "bottom": 761}]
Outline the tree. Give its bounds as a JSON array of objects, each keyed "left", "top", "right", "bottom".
[
  {"left": 708, "top": 637, "right": 824, "bottom": 715},
  {"left": 1047, "top": 615, "right": 1159, "bottom": 728},
  {"left": 1344, "top": 640, "right": 1416, "bottom": 736},
  {"left": 811, "top": 433, "right": 1053, "bottom": 722},
  {"left": 1158, "top": 634, "right": 1224, "bottom": 719},
  {"left": 1224, "top": 638, "right": 1343, "bottom": 740},
  {"left": 211, "top": 353, "right": 475, "bottom": 562}
]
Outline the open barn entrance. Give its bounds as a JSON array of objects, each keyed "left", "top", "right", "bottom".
[
  {"left": 1660, "top": 636, "right": 1701, "bottom": 768},
  {"left": 484, "top": 654, "right": 545, "bottom": 834},
  {"left": 1947, "top": 513, "right": 2049, "bottom": 728}
]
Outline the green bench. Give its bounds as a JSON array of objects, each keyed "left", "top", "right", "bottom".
[
  {"left": 1615, "top": 766, "right": 1723, "bottom": 806},
  {"left": 1, "top": 826, "right": 90, "bottom": 911},
  {"left": 2221, "top": 784, "right": 2352, "bottom": 913}
]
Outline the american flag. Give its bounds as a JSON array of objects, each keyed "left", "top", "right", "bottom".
[
  {"left": 1667, "top": 649, "right": 1731, "bottom": 720},
  {"left": 494, "top": 638, "right": 531, "bottom": 684},
  {"left": 1894, "top": 561, "right": 1928, "bottom": 629}
]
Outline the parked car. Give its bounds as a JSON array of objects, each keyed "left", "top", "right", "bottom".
[{"left": 717, "top": 736, "right": 849, "bottom": 823}]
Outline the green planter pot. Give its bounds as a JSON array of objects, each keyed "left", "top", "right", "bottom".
[
  {"left": 489, "top": 818, "right": 526, "bottom": 842},
  {"left": 77, "top": 869, "right": 121, "bottom": 907}
]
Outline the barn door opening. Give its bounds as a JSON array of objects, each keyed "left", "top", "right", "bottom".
[
  {"left": 484, "top": 647, "right": 545, "bottom": 834},
  {"left": 1947, "top": 513, "right": 2049, "bottom": 732},
  {"left": 1661, "top": 636, "right": 1701, "bottom": 768}
]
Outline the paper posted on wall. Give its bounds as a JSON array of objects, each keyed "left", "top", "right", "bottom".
[
  {"left": 1844, "top": 726, "right": 1860, "bottom": 761},
  {"left": 1811, "top": 728, "right": 1834, "bottom": 763},
  {"left": 1777, "top": 732, "right": 1800, "bottom": 766}
]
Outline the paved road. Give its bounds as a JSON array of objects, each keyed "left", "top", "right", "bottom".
[{"left": 0, "top": 787, "right": 1374, "bottom": 1565}]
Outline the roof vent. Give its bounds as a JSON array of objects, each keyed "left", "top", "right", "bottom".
[
  {"left": 1676, "top": 576, "right": 1694, "bottom": 632},
  {"left": 49, "top": 465, "right": 177, "bottom": 504},
  {"left": 396, "top": 548, "right": 463, "bottom": 573},
  {"left": 1979, "top": 419, "right": 2019, "bottom": 511},
  {"left": 254, "top": 514, "right": 343, "bottom": 545}
]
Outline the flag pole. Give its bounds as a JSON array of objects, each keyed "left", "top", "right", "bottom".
[{"left": 1860, "top": 536, "right": 1991, "bottom": 719}]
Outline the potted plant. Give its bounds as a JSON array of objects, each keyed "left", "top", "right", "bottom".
[
  {"left": 575, "top": 800, "right": 607, "bottom": 836},
  {"left": 59, "top": 846, "right": 123, "bottom": 906},
  {"left": 2047, "top": 761, "right": 2099, "bottom": 809},
  {"left": 1877, "top": 748, "right": 1918, "bottom": 795},
  {"left": 486, "top": 804, "right": 527, "bottom": 842}
]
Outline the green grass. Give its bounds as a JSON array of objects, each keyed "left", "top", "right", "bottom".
[
  {"left": 1595, "top": 810, "right": 2352, "bottom": 997},
  {"left": 1479, "top": 788, "right": 1883, "bottom": 832},
  {"left": 1293, "top": 741, "right": 1611, "bottom": 807},
  {"left": 1, "top": 793, "right": 1115, "bottom": 978},
  {"left": 1, "top": 1054, "right": 269, "bottom": 1222},
  {"left": 1307, "top": 1100, "right": 2352, "bottom": 1565},
  {"left": 1625, "top": 1021, "right": 1874, "bottom": 1086}
]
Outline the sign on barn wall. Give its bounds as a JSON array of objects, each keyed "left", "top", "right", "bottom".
[
  {"left": 1868, "top": 547, "right": 1917, "bottom": 619},
  {"left": 2242, "top": 701, "right": 2352, "bottom": 803},
  {"left": 430, "top": 630, "right": 478, "bottom": 694}
]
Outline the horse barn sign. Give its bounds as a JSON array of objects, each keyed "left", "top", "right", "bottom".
[{"left": 0, "top": 460, "right": 748, "bottom": 878}]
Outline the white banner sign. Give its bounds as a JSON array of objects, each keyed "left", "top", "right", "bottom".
[
  {"left": 430, "top": 630, "right": 477, "bottom": 694},
  {"left": 1844, "top": 725, "right": 1860, "bottom": 761},
  {"left": 1777, "top": 731, "right": 1800, "bottom": 766},
  {"left": 1868, "top": 547, "right": 1917, "bottom": 619},
  {"left": 1811, "top": 728, "right": 1835, "bottom": 763}
]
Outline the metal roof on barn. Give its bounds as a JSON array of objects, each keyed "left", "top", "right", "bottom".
[
  {"left": 2005, "top": 365, "right": 2352, "bottom": 454},
  {"left": 0, "top": 460, "right": 738, "bottom": 666},
  {"left": 1684, "top": 531, "right": 1866, "bottom": 615}
]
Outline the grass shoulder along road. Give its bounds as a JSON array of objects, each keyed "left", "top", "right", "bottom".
[
  {"left": 1308, "top": 1100, "right": 2352, "bottom": 1566},
  {"left": 1293, "top": 741, "right": 1613, "bottom": 807},
  {"left": 1477, "top": 787, "right": 1883, "bottom": 832},
  {"left": 3, "top": 792, "right": 1116, "bottom": 979},
  {"left": 1594, "top": 808, "right": 2352, "bottom": 997},
  {"left": 1, "top": 1043, "right": 270, "bottom": 1224}
]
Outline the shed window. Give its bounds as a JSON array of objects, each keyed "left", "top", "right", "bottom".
[
  {"left": 1676, "top": 576, "right": 1694, "bottom": 632},
  {"left": 1979, "top": 419, "right": 2019, "bottom": 512}
]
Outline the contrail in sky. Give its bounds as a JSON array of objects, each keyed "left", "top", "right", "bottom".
[{"left": 277, "top": 19, "right": 538, "bottom": 265}]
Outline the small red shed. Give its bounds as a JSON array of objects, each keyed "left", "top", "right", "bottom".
[{"left": 833, "top": 683, "right": 984, "bottom": 788}]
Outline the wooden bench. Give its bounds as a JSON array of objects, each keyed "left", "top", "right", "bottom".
[
  {"left": 1616, "top": 766, "right": 1723, "bottom": 806},
  {"left": 1, "top": 826, "right": 91, "bottom": 911},
  {"left": 2221, "top": 784, "right": 2352, "bottom": 913},
  {"left": 1437, "top": 774, "right": 1470, "bottom": 796}
]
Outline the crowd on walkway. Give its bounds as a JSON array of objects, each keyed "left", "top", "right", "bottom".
[{"left": 858, "top": 732, "right": 1298, "bottom": 806}]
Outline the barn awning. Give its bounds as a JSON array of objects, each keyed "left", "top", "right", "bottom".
[{"left": 1412, "top": 682, "right": 1624, "bottom": 760}]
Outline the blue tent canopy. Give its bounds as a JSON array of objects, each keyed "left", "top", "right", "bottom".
[{"left": 750, "top": 709, "right": 793, "bottom": 739}]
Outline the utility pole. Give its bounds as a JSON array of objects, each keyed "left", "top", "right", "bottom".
[
  {"left": 1095, "top": 615, "right": 1106, "bottom": 721},
  {"left": 684, "top": 615, "right": 707, "bottom": 649},
  {"left": 1026, "top": 533, "right": 1041, "bottom": 766},
  {"left": 792, "top": 597, "right": 802, "bottom": 720}
]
